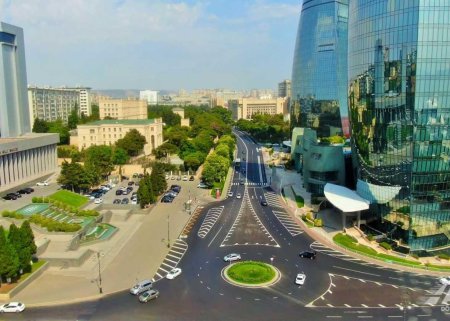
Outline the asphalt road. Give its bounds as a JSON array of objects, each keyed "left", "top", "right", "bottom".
[{"left": 3, "top": 130, "right": 449, "bottom": 321}]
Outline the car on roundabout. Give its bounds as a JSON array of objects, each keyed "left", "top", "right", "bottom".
[
  {"left": 224, "top": 253, "right": 241, "bottom": 262},
  {"left": 295, "top": 273, "right": 306, "bottom": 285},
  {"left": 0, "top": 302, "right": 25, "bottom": 313},
  {"left": 166, "top": 267, "right": 182, "bottom": 279},
  {"left": 299, "top": 251, "right": 317, "bottom": 260},
  {"left": 138, "top": 289, "right": 159, "bottom": 303},
  {"left": 439, "top": 276, "right": 450, "bottom": 285}
]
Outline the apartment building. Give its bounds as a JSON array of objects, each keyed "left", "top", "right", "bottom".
[
  {"left": 139, "top": 90, "right": 158, "bottom": 105},
  {"left": 229, "top": 97, "right": 287, "bottom": 120},
  {"left": 74, "top": 118, "right": 163, "bottom": 155},
  {"left": 99, "top": 98, "right": 147, "bottom": 120}
]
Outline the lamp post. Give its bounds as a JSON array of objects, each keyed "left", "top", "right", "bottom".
[
  {"left": 97, "top": 252, "right": 103, "bottom": 294},
  {"left": 167, "top": 212, "right": 170, "bottom": 248},
  {"left": 399, "top": 291, "right": 411, "bottom": 321}
]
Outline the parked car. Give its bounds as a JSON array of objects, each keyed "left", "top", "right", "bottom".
[
  {"left": 17, "top": 189, "right": 31, "bottom": 194},
  {"left": 189, "top": 175, "right": 195, "bottom": 181},
  {"left": 131, "top": 199, "right": 138, "bottom": 205},
  {"left": 171, "top": 176, "right": 176, "bottom": 180},
  {"left": 126, "top": 186, "right": 133, "bottom": 193},
  {"left": 176, "top": 176, "right": 181, "bottom": 181},
  {"left": 132, "top": 173, "right": 139, "bottom": 178},
  {"left": 197, "top": 183, "right": 208, "bottom": 189},
  {"left": 165, "top": 191, "right": 178, "bottom": 198},
  {"left": 161, "top": 196, "right": 174, "bottom": 203},
  {"left": 130, "top": 280, "right": 152, "bottom": 295},
  {"left": 0, "top": 302, "right": 25, "bottom": 313},
  {"left": 295, "top": 273, "right": 306, "bottom": 285},
  {"left": 260, "top": 200, "right": 268, "bottom": 206},
  {"left": 121, "top": 175, "right": 129, "bottom": 180},
  {"left": 165, "top": 174, "right": 170, "bottom": 180},
  {"left": 115, "top": 189, "right": 123, "bottom": 196},
  {"left": 23, "top": 187, "right": 34, "bottom": 193},
  {"left": 182, "top": 175, "right": 188, "bottom": 181},
  {"left": 439, "top": 276, "right": 450, "bottom": 285},
  {"left": 121, "top": 198, "right": 129, "bottom": 204},
  {"left": 128, "top": 181, "right": 134, "bottom": 186},
  {"left": 138, "top": 173, "right": 144, "bottom": 178},
  {"left": 223, "top": 253, "right": 241, "bottom": 262},
  {"left": 36, "top": 181, "right": 49, "bottom": 186},
  {"left": 113, "top": 199, "right": 121, "bottom": 204},
  {"left": 94, "top": 198, "right": 103, "bottom": 204},
  {"left": 138, "top": 289, "right": 159, "bottom": 303},
  {"left": 299, "top": 251, "right": 317, "bottom": 260},
  {"left": 166, "top": 268, "right": 182, "bottom": 280},
  {"left": 3, "top": 193, "right": 17, "bottom": 200}
]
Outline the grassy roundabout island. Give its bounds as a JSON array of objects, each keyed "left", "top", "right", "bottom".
[{"left": 226, "top": 261, "right": 277, "bottom": 285}]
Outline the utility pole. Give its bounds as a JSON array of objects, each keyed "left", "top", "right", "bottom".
[
  {"left": 97, "top": 252, "right": 103, "bottom": 294},
  {"left": 167, "top": 212, "right": 170, "bottom": 248}
]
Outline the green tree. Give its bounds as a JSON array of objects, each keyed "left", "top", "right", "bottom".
[
  {"left": 153, "top": 142, "right": 179, "bottom": 159},
  {"left": 20, "top": 221, "right": 37, "bottom": 257},
  {"left": 32, "top": 118, "right": 49, "bottom": 133},
  {"left": 8, "top": 224, "right": 32, "bottom": 273},
  {"left": 48, "top": 119, "right": 70, "bottom": 145},
  {"left": 215, "top": 144, "right": 230, "bottom": 159},
  {"left": 67, "top": 103, "right": 79, "bottom": 130},
  {"left": 150, "top": 162, "right": 168, "bottom": 195},
  {"left": 201, "top": 153, "right": 230, "bottom": 184},
  {"left": 115, "top": 129, "right": 147, "bottom": 156},
  {"left": 0, "top": 226, "right": 20, "bottom": 283},
  {"left": 58, "top": 160, "right": 93, "bottom": 191},
  {"left": 112, "top": 147, "right": 129, "bottom": 179},
  {"left": 137, "top": 174, "right": 155, "bottom": 208},
  {"left": 84, "top": 145, "right": 114, "bottom": 179},
  {"left": 183, "top": 152, "right": 206, "bottom": 171}
]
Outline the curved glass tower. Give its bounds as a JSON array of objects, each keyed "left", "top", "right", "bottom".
[
  {"left": 291, "top": 0, "right": 349, "bottom": 137},
  {"left": 349, "top": 0, "right": 450, "bottom": 252}
]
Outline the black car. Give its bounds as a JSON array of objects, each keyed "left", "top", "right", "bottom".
[
  {"left": 3, "top": 193, "right": 17, "bottom": 200},
  {"left": 121, "top": 198, "right": 129, "bottom": 204},
  {"left": 126, "top": 186, "right": 133, "bottom": 192},
  {"left": 138, "top": 173, "right": 144, "bottom": 178},
  {"left": 239, "top": 179, "right": 244, "bottom": 185},
  {"left": 128, "top": 181, "right": 134, "bottom": 186},
  {"left": 161, "top": 196, "right": 174, "bottom": 203},
  {"left": 12, "top": 192, "right": 22, "bottom": 198},
  {"left": 189, "top": 176, "right": 195, "bottom": 181},
  {"left": 260, "top": 200, "right": 268, "bottom": 206},
  {"left": 115, "top": 189, "right": 123, "bottom": 196},
  {"left": 299, "top": 251, "right": 317, "bottom": 260},
  {"left": 113, "top": 199, "right": 121, "bottom": 204},
  {"left": 17, "top": 189, "right": 31, "bottom": 194},
  {"left": 24, "top": 187, "right": 34, "bottom": 193},
  {"left": 121, "top": 175, "right": 129, "bottom": 180}
]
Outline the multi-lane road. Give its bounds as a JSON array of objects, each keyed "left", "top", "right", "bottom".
[{"left": 4, "top": 130, "right": 449, "bottom": 321}]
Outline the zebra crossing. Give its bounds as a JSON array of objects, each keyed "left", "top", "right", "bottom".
[
  {"left": 197, "top": 206, "right": 224, "bottom": 238},
  {"left": 264, "top": 190, "right": 284, "bottom": 208},
  {"left": 152, "top": 239, "right": 188, "bottom": 282},
  {"left": 231, "top": 182, "right": 268, "bottom": 186},
  {"left": 423, "top": 283, "right": 450, "bottom": 306},
  {"left": 272, "top": 210, "right": 303, "bottom": 236}
]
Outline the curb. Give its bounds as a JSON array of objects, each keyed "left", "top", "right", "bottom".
[{"left": 221, "top": 263, "right": 281, "bottom": 288}]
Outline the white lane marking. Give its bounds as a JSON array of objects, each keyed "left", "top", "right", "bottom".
[
  {"left": 332, "top": 266, "right": 380, "bottom": 277},
  {"left": 208, "top": 226, "right": 223, "bottom": 248}
]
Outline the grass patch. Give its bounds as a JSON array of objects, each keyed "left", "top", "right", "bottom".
[
  {"left": 48, "top": 190, "right": 88, "bottom": 208},
  {"left": 426, "top": 264, "right": 450, "bottom": 271},
  {"left": 227, "top": 261, "right": 275, "bottom": 285},
  {"left": 291, "top": 187, "right": 304, "bottom": 208},
  {"left": 210, "top": 181, "right": 225, "bottom": 197},
  {"left": 377, "top": 253, "right": 422, "bottom": 266}
]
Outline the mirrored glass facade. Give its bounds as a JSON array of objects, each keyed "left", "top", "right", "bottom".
[
  {"left": 291, "top": 0, "right": 349, "bottom": 137},
  {"left": 348, "top": 0, "right": 450, "bottom": 252}
]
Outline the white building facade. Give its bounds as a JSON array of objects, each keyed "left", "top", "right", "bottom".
[{"left": 139, "top": 90, "right": 158, "bottom": 105}]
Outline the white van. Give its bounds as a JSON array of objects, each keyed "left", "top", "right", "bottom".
[{"left": 130, "top": 280, "right": 153, "bottom": 295}]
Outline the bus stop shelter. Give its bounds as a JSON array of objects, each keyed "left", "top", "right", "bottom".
[{"left": 324, "top": 183, "right": 370, "bottom": 230}]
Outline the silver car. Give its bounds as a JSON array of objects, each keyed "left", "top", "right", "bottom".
[
  {"left": 223, "top": 253, "right": 241, "bottom": 262},
  {"left": 138, "top": 289, "right": 159, "bottom": 303},
  {"left": 130, "top": 280, "right": 152, "bottom": 295}
]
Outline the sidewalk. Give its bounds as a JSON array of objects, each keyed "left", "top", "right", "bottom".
[
  {"left": 265, "top": 156, "right": 449, "bottom": 276},
  {"left": 10, "top": 181, "right": 212, "bottom": 307}
]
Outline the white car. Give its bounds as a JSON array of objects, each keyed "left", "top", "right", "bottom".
[
  {"left": 295, "top": 273, "right": 306, "bottom": 285},
  {"left": 182, "top": 175, "right": 188, "bottom": 181},
  {"left": 165, "top": 175, "right": 170, "bottom": 180},
  {"left": 439, "top": 276, "right": 450, "bottom": 285},
  {"left": 36, "top": 181, "right": 49, "bottom": 186},
  {"left": 0, "top": 302, "right": 25, "bottom": 313},
  {"left": 94, "top": 198, "right": 103, "bottom": 204},
  {"left": 236, "top": 193, "right": 242, "bottom": 199},
  {"left": 228, "top": 191, "right": 234, "bottom": 197},
  {"left": 131, "top": 199, "right": 138, "bottom": 205},
  {"left": 166, "top": 267, "right": 182, "bottom": 279},
  {"left": 224, "top": 253, "right": 241, "bottom": 262}
]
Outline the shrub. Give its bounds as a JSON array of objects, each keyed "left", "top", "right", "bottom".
[
  {"left": 1, "top": 210, "right": 24, "bottom": 219},
  {"left": 32, "top": 197, "right": 38, "bottom": 203},
  {"left": 438, "top": 253, "right": 450, "bottom": 260},
  {"left": 379, "top": 242, "right": 392, "bottom": 251},
  {"left": 306, "top": 212, "right": 314, "bottom": 221},
  {"left": 367, "top": 233, "right": 374, "bottom": 242},
  {"left": 314, "top": 218, "right": 323, "bottom": 227},
  {"left": 29, "top": 214, "right": 81, "bottom": 232},
  {"left": 77, "top": 209, "right": 99, "bottom": 217}
]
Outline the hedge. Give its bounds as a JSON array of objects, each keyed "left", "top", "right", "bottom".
[
  {"left": 379, "top": 241, "right": 393, "bottom": 251},
  {"left": 29, "top": 214, "right": 81, "bottom": 232},
  {"left": 1, "top": 210, "right": 24, "bottom": 219}
]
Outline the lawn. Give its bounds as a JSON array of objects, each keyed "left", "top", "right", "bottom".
[
  {"left": 48, "top": 190, "right": 88, "bottom": 208},
  {"left": 227, "top": 261, "right": 275, "bottom": 284},
  {"left": 291, "top": 187, "right": 304, "bottom": 208}
]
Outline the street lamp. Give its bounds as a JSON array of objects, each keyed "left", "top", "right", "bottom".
[
  {"left": 167, "top": 212, "right": 170, "bottom": 248},
  {"left": 96, "top": 252, "right": 103, "bottom": 294}
]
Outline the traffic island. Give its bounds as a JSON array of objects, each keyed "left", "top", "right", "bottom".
[{"left": 221, "top": 261, "right": 281, "bottom": 288}]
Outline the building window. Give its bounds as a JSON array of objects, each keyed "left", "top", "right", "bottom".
[
  {"left": 83, "top": 136, "right": 86, "bottom": 140},
  {"left": 90, "top": 129, "right": 95, "bottom": 134}
]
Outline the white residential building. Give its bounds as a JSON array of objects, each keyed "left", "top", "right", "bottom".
[{"left": 139, "top": 90, "right": 158, "bottom": 105}]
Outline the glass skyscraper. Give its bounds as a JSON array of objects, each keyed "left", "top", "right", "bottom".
[
  {"left": 291, "top": 0, "right": 349, "bottom": 137},
  {"left": 348, "top": 0, "right": 450, "bottom": 252}
]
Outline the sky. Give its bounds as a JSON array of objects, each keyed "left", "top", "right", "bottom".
[{"left": 0, "top": 0, "right": 301, "bottom": 91}]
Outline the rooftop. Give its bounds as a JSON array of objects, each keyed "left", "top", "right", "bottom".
[{"left": 81, "top": 119, "right": 157, "bottom": 126}]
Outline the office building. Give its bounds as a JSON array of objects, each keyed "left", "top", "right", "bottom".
[
  {"left": 290, "top": 0, "right": 349, "bottom": 195},
  {"left": 278, "top": 80, "right": 291, "bottom": 98},
  {"left": 74, "top": 118, "right": 163, "bottom": 155},
  {"left": 348, "top": 0, "right": 450, "bottom": 252},
  {"left": 229, "top": 97, "right": 287, "bottom": 121},
  {"left": 0, "top": 22, "right": 58, "bottom": 192},
  {"left": 140, "top": 90, "right": 158, "bottom": 105},
  {"left": 99, "top": 98, "right": 147, "bottom": 120}
]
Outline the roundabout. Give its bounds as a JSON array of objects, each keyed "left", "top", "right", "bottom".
[{"left": 221, "top": 261, "right": 281, "bottom": 288}]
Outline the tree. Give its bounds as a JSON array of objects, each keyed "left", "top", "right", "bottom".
[
  {"left": 32, "top": 118, "right": 49, "bottom": 133},
  {"left": 183, "top": 152, "right": 206, "bottom": 171},
  {"left": 0, "top": 226, "right": 20, "bottom": 283},
  {"left": 201, "top": 153, "right": 230, "bottom": 184},
  {"left": 153, "top": 142, "right": 179, "bottom": 159},
  {"left": 215, "top": 144, "right": 230, "bottom": 160},
  {"left": 137, "top": 174, "right": 155, "bottom": 208},
  {"left": 58, "top": 160, "right": 93, "bottom": 191},
  {"left": 84, "top": 145, "right": 114, "bottom": 180},
  {"left": 20, "top": 221, "right": 37, "bottom": 257},
  {"left": 112, "top": 147, "right": 129, "bottom": 179},
  {"left": 67, "top": 103, "right": 79, "bottom": 130},
  {"left": 48, "top": 120, "right": 70, "bottom": 145},
  {"left": 8, "top": 224, "right": 32, "bottom": 273},
  {"left": 150, "top": 162, "right": 168, "bottom": 195},
  {"left": 115, "top": 129, "right": 147, "bottom": 157}
]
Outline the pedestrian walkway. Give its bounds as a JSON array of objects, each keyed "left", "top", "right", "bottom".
[
  {"left": 272, "top": 210, "right": 303, "bottom": 237},
  {"left": 230, "top": 182, "right": 269, "bottom": 186},
  {"left": 197, "top": 206, "right": 224, "bottom": 238},
  {"left": 152, "top": 239, "right": 188, "bottom": 282}
]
